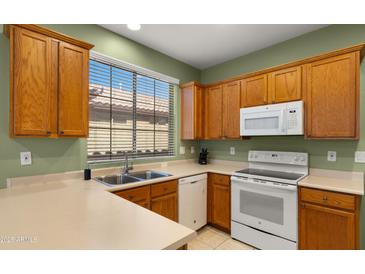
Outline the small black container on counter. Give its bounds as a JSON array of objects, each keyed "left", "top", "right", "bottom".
[
  {"left": 84, "top": 168, "right": 91, "bottom": 180},
  {"left": 199, "top": 148, "right": 208, "bottom": 165}
]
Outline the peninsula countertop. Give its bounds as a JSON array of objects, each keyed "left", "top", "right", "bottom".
[{"left": 0, "top": 159, "right": 363, "bottom": 249}]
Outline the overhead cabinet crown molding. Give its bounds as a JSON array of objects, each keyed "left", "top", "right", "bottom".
[
  {"left": 181, "top": 43, "right": 364, "bottom": 141},
  {"left": 5, "top": 24, "right": 94, "bottom": 138}
]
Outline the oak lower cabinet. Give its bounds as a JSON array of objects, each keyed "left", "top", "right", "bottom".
[
  {"left": 113, "top": 185, "right": 151, "bottom": 209},
  {"left": 299, "top": 187, "right": 360, "bottom": 250},
  {"left": 5, "top": 24, "right": 93, "bottom": 138},
  {"left": 151, "top": 180, "right": 178, "bottom": 221},
  {"left": 113, "top": 180, "right": 178, "bottom": 221},
  {"left": 305, "top": 52, "right": 359, "bottom": 139},
  {"left": 208, "top": 173, "right": 231, "bottom": 232}
]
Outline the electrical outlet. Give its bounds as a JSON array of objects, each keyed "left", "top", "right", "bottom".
[
  {"left": 20, "top": 152, "right": 32, "bottom": 166},
  {"left": 355, "top": 151, "right": 365, "bottom": 163},
  {"left": 179, "top": 146, "right": 185, "bottom": 155},
  {"left": 230, "top": 147, "right": 235, "bottom": 155},
  {"left": 327, "top": 151, "right": 336, "bottom": 162},
  {"left": 190, "top": 146, "right": 195, "bottom": 154}
]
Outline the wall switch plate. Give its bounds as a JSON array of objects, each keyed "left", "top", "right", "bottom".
[
  {"left": 327, "top": 151, "right": 336, "bottom": 162},
  {"left": 355, "top": 151, "right": 365, "bottom": 163},
  {"left": 20, "top": 152, "right": 32, "bottom": 166},
  {"left": 230, "top": 147, "right": 236, "bottom": 155},
  {"left": 190, "top": 146, "right": 195, "bottom": 154},
  {"left": 179, "top": 146, "right": 185, "bottom": 155}
]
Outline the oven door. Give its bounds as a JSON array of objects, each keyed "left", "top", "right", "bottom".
[
  {"left": 240, "top": 108, "right": 286, "bottom": 136},
  {"left": 231, "top": 176, "right": 297, "bottom": 241}
]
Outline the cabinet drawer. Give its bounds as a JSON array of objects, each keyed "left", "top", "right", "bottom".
[
  {"left": 300, "top": 187, "right": 356, "bottom": 211},
  {"left": 209, "top": 173, "right": 230, "bottom": 186},
  {"left": 151, "top": 180, "right": 177, "bottom": 198},
  {"left": 114, "top": 186, "right": 150, "bottom": 203}
]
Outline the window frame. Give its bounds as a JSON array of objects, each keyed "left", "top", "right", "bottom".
[{"left": 87, "top": 51, "right": 178, "bottom": 163}]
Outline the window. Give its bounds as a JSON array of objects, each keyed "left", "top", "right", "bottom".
[{"left": 87, "top": 53, "right": 176, "bottom": 162}]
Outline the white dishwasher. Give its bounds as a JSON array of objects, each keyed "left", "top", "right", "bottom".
[{"left": 178, "top": 173, "right": 207, "bottom": 231}]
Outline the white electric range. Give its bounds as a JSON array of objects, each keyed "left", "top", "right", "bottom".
[{"left": 231, "top": 150, "right": 308, "bottom": 250}]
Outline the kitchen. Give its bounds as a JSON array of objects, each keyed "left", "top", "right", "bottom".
[{"left": 1, "top": 4, "right": 365, "bottom": 273}]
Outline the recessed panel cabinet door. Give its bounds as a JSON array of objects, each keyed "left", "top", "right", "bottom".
[
  {"left": 305, "top": 52, "right": 358, "bottom": 139},
  {"left": 205, "top": 85, "right": 223, "bottom": 139},
  {"left": 12, "top": 27, "right": 52, "bottom": 136},
  {"left": 269, "top": 66, "right": 302, "bottom": 103},
  {"left": 299, "top": 203, "right": 356, "bottom": 250},
  {"left": 58, "top": 42, "right": 89, "bottom": 137},
  {"left": 241, "top": 74, "right": 268, "bottom": 107},
  {"left": 222, "top": 81, "right": 241, "bottom": 139},
  {"left": 151, "top": 193, "right": 178, "bottom": 221}
]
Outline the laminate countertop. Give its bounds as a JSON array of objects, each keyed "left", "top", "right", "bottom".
[
  {"left": 0, "top": 160, "right": 245, "bottom": 250},
  {"left": 0, "top": 159, "right": 363, "bottom": 250}
]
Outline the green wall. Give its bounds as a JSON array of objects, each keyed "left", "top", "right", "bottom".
[
  {"left": 0, "top": 24, "right": 200, "bottom": 189},
  {"left": 199, "top": 24, "right": 365, "bottom": 249}
]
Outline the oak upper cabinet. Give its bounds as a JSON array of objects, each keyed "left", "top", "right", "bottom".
[
  {"left": 58, "top": 42, "right": 89, "bottom": 137},
  {"left": 305, "top": 52, "right": 359, "bottom": 139},
  {"left": 180, "top": 82, "right": 204, "bottom": 139},
  {"left": 222, "top": 81, "right": 241, "bottom": 139},
  {"left": 208, "top": 173, "right": 231, "bottom": 232},
  {"left": 205, "top": 85, "right": 223, "bottom": 139},
  {"left": 299, "top": 187, "right": 360, "bottom": 250},
  {"left": 268, "top": 66, "right": 302, "bottom": 103},
  {"left": 6, "top": 24, "right": 94, "bottom": 138},
  {"left": 11, "top": 27, "right": 53, "bottom": 136},
  {"left": 241, "top": 74, "right": 268, "bottom": 107}
]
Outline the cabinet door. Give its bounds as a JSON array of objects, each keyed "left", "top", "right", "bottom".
[
  {"left": 299, "top": 202, "right": 356, "bottom": 250},
  {"left": 269, "top": 66, "right": 302, "bottom": 103},
  {"left": 181, "top": 84, "right": 195, "bottom": 139},
  {"left": 12, "top": 27, "right": 52, "bottom": 136},
  {"left": 151, "top": 193, "right": 178, "bottom": 221},
  {"left": 58, "top": 42, "right": 89, "bottom": 137},
  {"left": 208, "top": 173, "right": 231, "bottom": 232},
  {"left": 305, "top": 52, "right": 358, "bottom": 138},
  {"left": 194, "top": 85, "right": 204, "bottom": 139},
  {"left": 205, "top": 85, "right": 223, "bottom": 139},
  {"left": 222, "top": 81, "right": 241, "bottom": 139},
  {"left": 241, "top": 74, "right": 268, "bottom": 107}
]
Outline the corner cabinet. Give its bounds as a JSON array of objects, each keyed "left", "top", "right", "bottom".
[
  {"left": 299, "top": 187, "right": 360, "bottom": 250},
  {"left": 5, "top": 24, "right": 94, "bottom": 138},
  {"left": 180, "top": 82, "right": 204, "bottom": 140},
  {"left": 305, "top": 52, "right": 359, "bottom": 139}
]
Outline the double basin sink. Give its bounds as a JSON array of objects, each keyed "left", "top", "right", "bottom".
[{"left": 94, "top": 170, "right": 172, "bottom": 187}]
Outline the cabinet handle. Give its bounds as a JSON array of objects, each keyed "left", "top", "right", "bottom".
[
  {"left": 163, "top": 187, "right": 168, "bottom": 191},
  {"left": 323, "top": 195, "right": 328, "bottom": 201},
  {"left": 46, "top": 131, "right": 51, "bottom": 134},
  {"left": 128, "top": 195, "right": 134, "bottom": 199},
  {"left": 301, "top": 203, "right": 305, "bottom": 208},
  {"left": 60, "top": 131, "right": 65, "bottom": 135}
]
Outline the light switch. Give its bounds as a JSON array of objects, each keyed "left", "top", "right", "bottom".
[
  {"left": 355, "top": 151, "right": 365, "bottom": 163},
  {"left": 190, "top": 146, "right": 195, "bottom": 154},
  {"left": 327, "top": 151, "right": 336, "bottom": 162},
  {"left": 20, "top": 152, "right": 32, "bottom": 166},
  {"left": 179, "top": 146, "right": 185, "bottom": 155},
  {"left": 230, "top": 147, "right": 236, "bottom": 155}
]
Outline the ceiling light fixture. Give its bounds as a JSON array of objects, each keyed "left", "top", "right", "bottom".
[{"left": 127, "top": 24, "right": 141, "bottom": 31}]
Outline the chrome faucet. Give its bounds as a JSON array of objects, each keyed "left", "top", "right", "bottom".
[{"left": 121, "top": 151, "right": 133, "bottom": 175}]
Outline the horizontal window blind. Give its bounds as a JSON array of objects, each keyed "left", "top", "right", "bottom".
[{"left": 88, "top": 53, "right": 176, "bottom": 162}]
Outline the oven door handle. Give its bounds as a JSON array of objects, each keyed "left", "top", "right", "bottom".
[{"left": 232, "top": 177, "right": 297, "bottom": 192}]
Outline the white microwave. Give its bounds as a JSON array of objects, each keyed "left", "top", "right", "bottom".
[{"left": 240, "top": 101, "right": 304, "bottom": 136}]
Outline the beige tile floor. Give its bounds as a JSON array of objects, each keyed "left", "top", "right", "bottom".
[{"left": 188, "top": 225, "right": 256, "bottom": 250}]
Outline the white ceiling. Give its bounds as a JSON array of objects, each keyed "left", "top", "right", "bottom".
[{"left": 100, "top": 24, "right": 328, "bottom": 69}]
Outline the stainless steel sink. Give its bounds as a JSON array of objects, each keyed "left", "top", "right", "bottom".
[
  {"left": 128, "top": 170, "right": 172, "bottom": 180},
  {"left": 93, "top": 170, "right": 172, "bottom": 187},
  {"left": 94, "top": 174, "right": 142, "bottom": 186}
]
